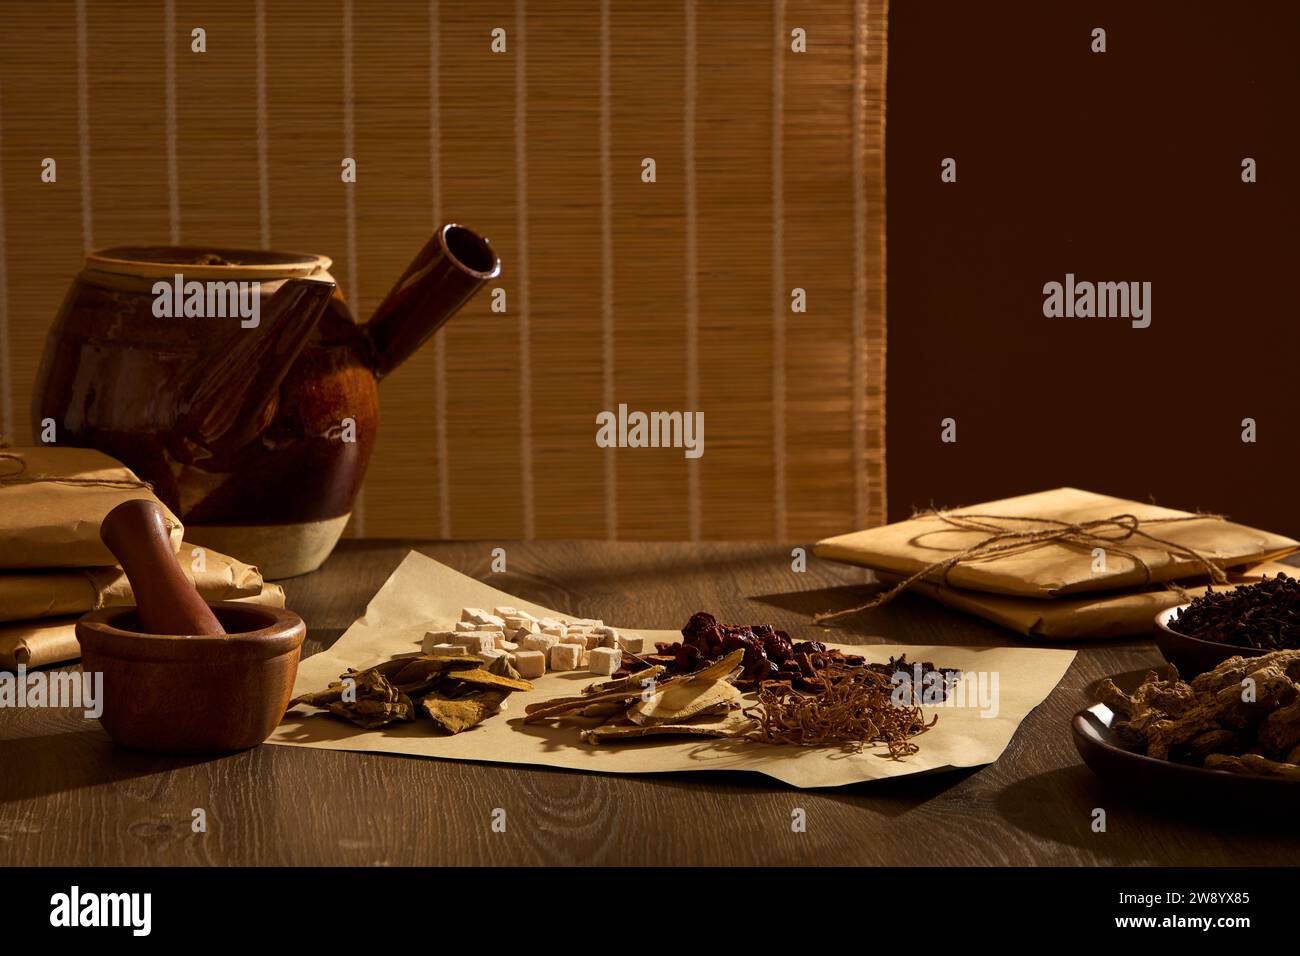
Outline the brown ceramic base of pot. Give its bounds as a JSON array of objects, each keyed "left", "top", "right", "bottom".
[
  {"left": 76, "top": 602, "right": 305, "bottom": 754},
  {"left": 185, "top": 514, "right": 351, "bottom": 579}
]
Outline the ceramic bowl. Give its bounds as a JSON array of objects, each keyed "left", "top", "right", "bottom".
[
  {"left": 1153, "top": 604, "right": 1269, "bottom": 678},
  {"left": 1073, "top": 700, "right": 1298, "bottom": 800},
  {"left": 76, "top": 602, "right": 305, "bottom": 754}
]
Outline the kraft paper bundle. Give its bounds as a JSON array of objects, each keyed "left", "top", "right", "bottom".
[
  {"left": 267, "top": 551, "right": 1075, "bottom": 789},
  {"left": 877, "top": 561, "right": 1296, "bottom": 641},
  {"left": 0, "top": 584, "right": 286, "bottom": 670},
  {"left": 0, "top": 542, "right": 264, "bottom": 623},
  {"left": 815, "top": 488, "right": 1298, "bottom": 599},
  {"left": 0, "top": 447, "right": 183, "bottom": 569}
]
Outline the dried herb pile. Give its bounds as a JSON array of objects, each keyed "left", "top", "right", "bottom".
[
  {"left": 531, "top": 616, "right": 960, "bottom": 758},
  {"left": 744, "top": 656, "right": 937, "bottom": 756},
  {"left": 645, "top": 611, "right": 960, "bottom": 693},
  {"left": 1170, "top": 573, "right": 1300, "bottom": 650},
  {"left": 525, "top": 649, "right": 758, "bottom": 743},
  {"left": 288, "top": 652, "right": 532, "bottom": 734},
  {"left": 1098, "top": 649, "right": 1300, "bottom": 778}
]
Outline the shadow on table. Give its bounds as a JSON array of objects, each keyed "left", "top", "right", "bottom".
[
  {"left": 0, "top": 731, "right": 209, "bottom": 805},
  {"left": 754, "top": 584, "right": 1156, "bottom": 656},
  {"left": 994, "top": 764, "right": 1300, "bottom": 862},
  {"left": 753, "top": 583, "right": 1022, "bottom": 647}
]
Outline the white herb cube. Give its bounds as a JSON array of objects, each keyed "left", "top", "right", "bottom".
[
  {"left": 520, "top": 633, "right": 558, "bottom": 654},
  {"left": 617, "top": 633, "right": 644, "bottom": 654},
  {"left": 588, "top": 646, "right": 622, "bottom": 676},
  {"left": 549, "top": 642, "right": 584, "bottom": 671},
  {"left": 451, "top": 632, "right": 496, "bottom": 654},
  {"left": 513, "top": 649, "right": 546, "bottom": 679}
]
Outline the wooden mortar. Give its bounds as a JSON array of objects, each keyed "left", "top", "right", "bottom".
[
  {"left": 76, "top": 499, "right": 305, "bottom": 753},
  {"left": 76, "top": 603, "right": 305, "bottom": 753}
]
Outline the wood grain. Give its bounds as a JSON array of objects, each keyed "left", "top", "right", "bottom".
[{"left": 1, "top": 540, "right": 1295, "bottom": 866}]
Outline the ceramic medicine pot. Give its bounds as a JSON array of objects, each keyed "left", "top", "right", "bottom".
[{"left": 33, "top": 224, "right": 501, "bottom": 577}]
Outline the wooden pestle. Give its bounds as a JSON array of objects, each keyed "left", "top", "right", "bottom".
[{"left": 99, "top": 499, "right": 226, "bottom": 636}]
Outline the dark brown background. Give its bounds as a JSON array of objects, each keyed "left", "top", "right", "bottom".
[{"left": 887, "top": 1, "right": 1300, "bottom": 532}]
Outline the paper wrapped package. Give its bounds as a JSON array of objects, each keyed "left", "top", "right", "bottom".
[
  {"left": 0, "top": 584, "right": 286, "bottom": 669},
  {"left": 0, "top": 542, "right": 264, "bottom": 623},
  {"left": 876, "top": 562, "right": 1296, "bottom": 641},
  {"left": 267, "top": 552, "right": 1076, "bottom": 789},
  {"left": 0, "top": 447, "right": 183, "bottom": 569},
  {"left": 815, "top": 488, "right": 1298, "bottom": 599}
]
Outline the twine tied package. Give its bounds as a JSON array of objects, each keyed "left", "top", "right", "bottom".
[
  {"left": 0, "top": 584, "right": 286, "bottom": 670},
  {"left": 0, "top": 542, "right": 266, "bottom": 624},
  {"left": 815, "top": 488, "right": 1298, "bottom": 599},
  {"left": 0, "top": 447, "right": 183, "bottom": 569}
]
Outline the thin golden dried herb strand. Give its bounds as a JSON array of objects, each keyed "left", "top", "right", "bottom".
[{"left": 741, "top": 662, "right": 935, "bottom": 758}]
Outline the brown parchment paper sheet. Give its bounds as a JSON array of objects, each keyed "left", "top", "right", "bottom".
[
  {"left": 266, "top": 552, "right": 1076, "bottom": 789},
  {"left": 815, "top": 487, "right": 1298, "bottom": 599}
]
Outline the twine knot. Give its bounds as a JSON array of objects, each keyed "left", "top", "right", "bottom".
[
  {"left": 0, "top": 451, "right": 153, "bottom": 492},
  {"left": 814, "top": 508, "right": 1229, "bottom": 624}
]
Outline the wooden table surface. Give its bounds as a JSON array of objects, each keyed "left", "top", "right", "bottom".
[{"left": 2, "top": 540, "right": 1295, "bottom": 867}]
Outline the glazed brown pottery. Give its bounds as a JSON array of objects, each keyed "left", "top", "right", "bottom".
[
  {"left": 1153, "top": 605, "right": 1269, "bottom": 678},
  {"left": 1074, "top": 700, "right": 1296, "bottom": 803},
  {"left": 76, "top": 602, "right": 306, "bottom": 754},
  {"left": 34, "top": 224, "right": 501, "bottom": 577}
]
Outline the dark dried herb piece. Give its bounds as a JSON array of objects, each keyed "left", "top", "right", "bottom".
[
  {"left": 287, "top": 649, "right": 533, "bottom": 735},
  {"left": 648, "top": 611, "right": 962, "bottom": 696},
  {"left": 740, "top": 660, "right": 936, "bottom": 757},
  {"left": 291, "top": 669, "right": 416, "bottom": 729},
  {"left": 1170, "top": 573, "right": 1300, "bottom": 651}
]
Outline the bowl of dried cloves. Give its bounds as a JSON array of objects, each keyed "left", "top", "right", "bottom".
[{"left": 1155, "top": 573, "right": 1300, "bottom": 677}]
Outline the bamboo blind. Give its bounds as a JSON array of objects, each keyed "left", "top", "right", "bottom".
[{"left": 0, "top": 0, "right": 886, "bottom": 542}]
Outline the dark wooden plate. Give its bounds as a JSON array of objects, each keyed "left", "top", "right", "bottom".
[
  {"left": 1072, "top": 701, "right": 1299, "bottom": 801},
  {"left": 1153, "top": 605, "right": 1270, "bottom": 677}
]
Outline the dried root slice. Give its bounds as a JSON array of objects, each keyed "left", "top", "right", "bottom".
[
  {"left": 580, "top": 715, "right": 756, "bottom": 744},
  {"left": 1258, "top": 698, "right": 1300, "bottom": 756},
  {"left": 484, "top": 652, "right": 525, "bottom": 682},
  {"left": 369, "top": 653, "right": 481, "bottom": 679},
  {"left": 1187, "top": 729, "right": 1236, "bottom": 759},
  {"left": 525, "top": 663, "right": 718, "bottom": 723},
  {"left": 627, "top": 675, "right": 743, "bottom": 726},
  {"left": 386, "top": 656, "right": 484, "bottom": 695},
  {"left": 447, "top": 668, "right": 534, "bottom": 693},
  {"left": 1095, "top": 678, "right": 1134, "bottom": 718},
  {"left": 578, "top": 701, "right": 629, "bottom": 719},
  {"left": 524, "top": 685, "right": 649, "bottom": 721},
  {"left": 421, "top": 694, "right": 504, "bottom": 734},
  {"left": 289, "top": 685, "right": 348, "bottom": 708},
  {"left": 582, "top": 665, "right": 665, "bottom": 697},
  {"left": 290, "top": 669, "right": 404, "bottom": 710},
  {"left": 327, "top": 695, "right": 415, "bottom": 729},
  {"left": 1204, "top": 753, "right": 1300, "bottom": 780},
  {"left": 689, "top": 648, "right": 746, "bottom": 682}
]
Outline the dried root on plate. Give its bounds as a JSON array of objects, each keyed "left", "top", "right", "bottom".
[
  {"left": 1099, "top": 649, "right": 1300, "bottom": 774},
  {"left": 289, "top": 652, "right": 532, "bottom": 734}
]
